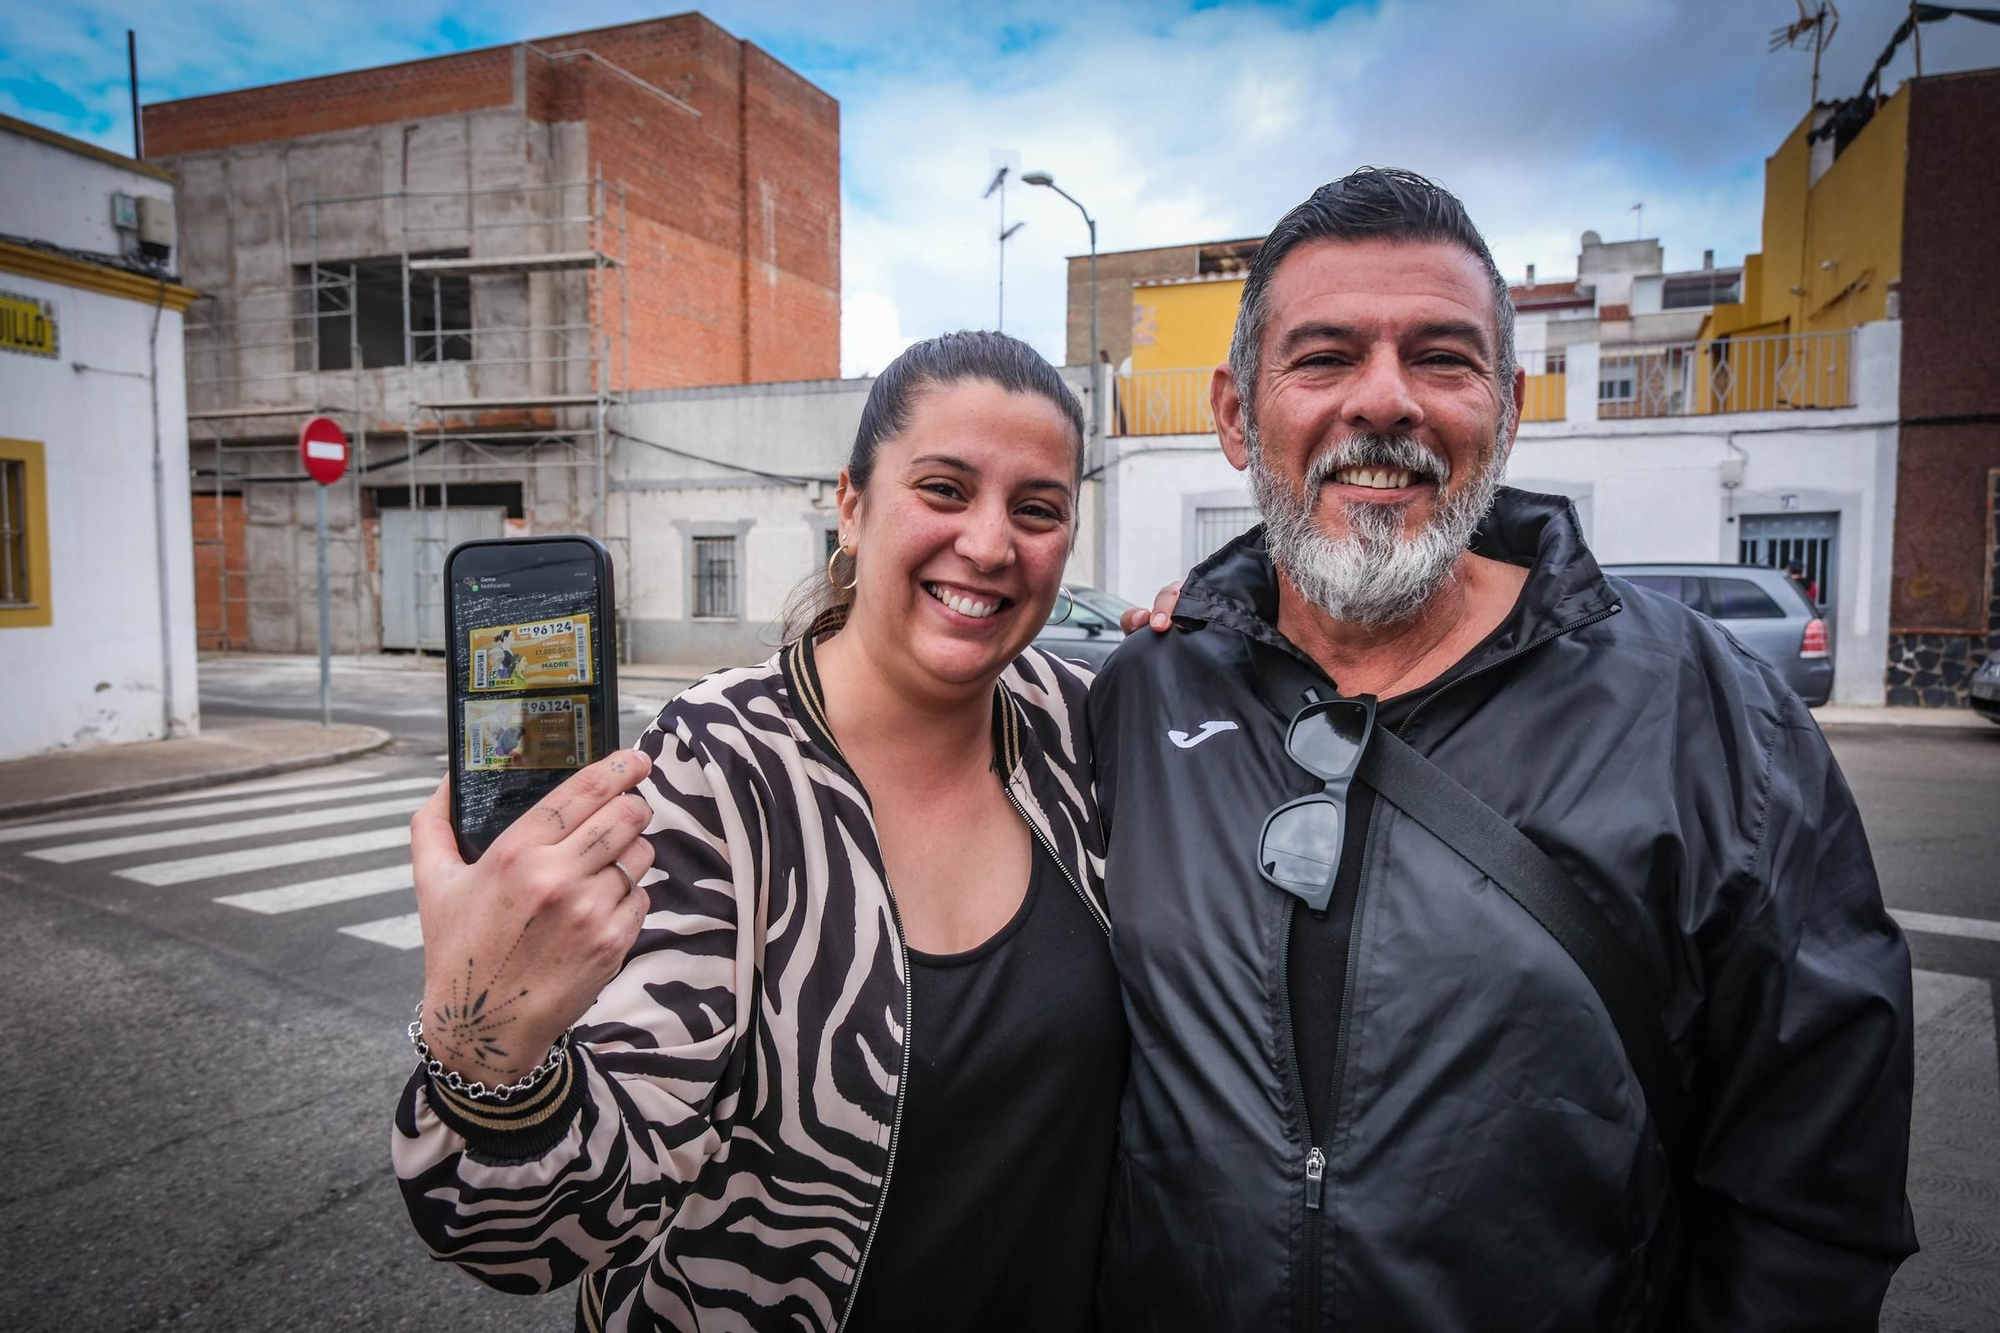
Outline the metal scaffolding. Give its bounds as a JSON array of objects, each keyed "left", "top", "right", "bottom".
[
  {"left": 182, "top": 173, "right": 629, "bottom": 655},
  {"left": 185, "top": 270, "right": 371, "bottom": 656}
]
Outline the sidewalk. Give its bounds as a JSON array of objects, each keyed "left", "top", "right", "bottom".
[
  {"left": 1813, "top": 704, "right": 1995, "bottom": 732},
  {"left": 0, "top": 717, "right": 393, "bottom": 821}
]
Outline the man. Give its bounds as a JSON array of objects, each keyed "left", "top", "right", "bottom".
[
  {"left": 1786, "top": 557, "right": 1821, "bottom": 604},
  {"left": 1091, "top": 169, "right": 1915, "bottom": 1330}
]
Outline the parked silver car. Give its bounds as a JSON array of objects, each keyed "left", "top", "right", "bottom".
[
  {"left": 1971, "top": 653, "right": 2000, "bottom": 725},
  {"left": 1032, "top": 585, "right": 1140, "bottom": 671},
  {"left": 1605, "top": 563, "right": 1833, "bottom": 706}
]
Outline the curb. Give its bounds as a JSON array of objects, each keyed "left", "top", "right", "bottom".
[
  {"left": 0, "top": 727, "right": 396, "bottom": 821},
  {"left": 1812, "top": 708, "right": 1995, "bottom": 733}
]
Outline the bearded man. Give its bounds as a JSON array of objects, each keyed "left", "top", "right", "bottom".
[{"left": 1090, "top": 168, "right": 1916, "bottom": 1331}]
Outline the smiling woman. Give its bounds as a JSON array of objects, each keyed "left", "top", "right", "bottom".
[
  {"left": 394, "top": 330, "right": 1123, "bottom": 1332},
  {"left": 792, "top": 330, "right": 1086, "bottom": 639}
]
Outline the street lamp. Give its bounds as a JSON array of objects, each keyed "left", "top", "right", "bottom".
[
  {"left": 1021, "top": 171, "right": 1099, "bottom": 438},
  {"left": 1022, "top": 169, "right": 1106, "bottom": 594}
]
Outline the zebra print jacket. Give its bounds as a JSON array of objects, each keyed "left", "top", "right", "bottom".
[{"left": 393, "top": 621, "right": 1108, "bottom": 1331}]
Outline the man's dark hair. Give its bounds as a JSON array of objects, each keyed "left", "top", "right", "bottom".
[
  {"left": 1785, "top": 559, "right": 1806, "bottom": 576},
  {"left": 1227, "top": 167, "right": 1517, "bottom": 420}
]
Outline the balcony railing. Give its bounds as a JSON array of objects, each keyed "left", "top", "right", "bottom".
[
  {"left": 1107, "top": 328, "right": 1857, "bottom": 436},
  {"left": 1111, "top": 368, "right": 1217, "bottom": 437},
  {"left": 1598, "top": 328, "right": 1855, "bottom": 418},
  {"left": 1518, "top": 348, "right": 1566, "bottom": 423},
  {"left": 1109, "top": 351, "right": 1568, "bottom": 436}
]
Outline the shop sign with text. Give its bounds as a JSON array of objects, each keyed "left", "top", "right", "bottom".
[{"left": 0, "top": 290, "right": 59, "bottom": 359}]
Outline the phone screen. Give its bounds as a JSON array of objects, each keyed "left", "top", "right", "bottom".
[{"left": 446, "top": 537, "right": 618, "bottom": 859}]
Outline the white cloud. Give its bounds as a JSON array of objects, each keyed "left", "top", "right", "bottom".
[
  {"left": 10, "top": 0, "right": 2000, "bottom": 378},
  {"left": 794, "top": 0, "right": 2000, "bottom": 372},
  {"left": 840, "top": 289, "right": 913, "bottom": 379}
]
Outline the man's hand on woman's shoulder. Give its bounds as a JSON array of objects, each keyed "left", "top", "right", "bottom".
[{"left": 1121, "top": 578, "right": 1185, "bottom": 635}]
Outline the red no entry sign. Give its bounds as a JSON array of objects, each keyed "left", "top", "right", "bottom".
[{"left": 298, "top": 415, "right": 349, "bottom": 485}]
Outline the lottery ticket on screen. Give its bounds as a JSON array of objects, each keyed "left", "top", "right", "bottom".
[
  {"left": 462, "top": 695, "right": 593, "bottom": 771},
  {"left": 467, "top": 614, "right": 594, "bottom": 691}
]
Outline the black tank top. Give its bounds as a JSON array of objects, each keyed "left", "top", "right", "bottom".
[{"left": 843, "top": 835, "right": 1127, "bottom": 1331}]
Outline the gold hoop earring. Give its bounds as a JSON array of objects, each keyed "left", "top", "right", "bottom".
[
  {"left": 1051, "top": 584, "right": 1074, "bottom": 625},
  {"left": 828, "top": 546, "right": 858, "bottom": 593}
]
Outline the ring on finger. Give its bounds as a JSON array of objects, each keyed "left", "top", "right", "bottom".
[{"left": 611, "top": 858, "right": 636, "bottom": 894}]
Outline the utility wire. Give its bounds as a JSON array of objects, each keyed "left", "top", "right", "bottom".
[{"left": 610, "top": 427, "right": 834, "bottom": 485}]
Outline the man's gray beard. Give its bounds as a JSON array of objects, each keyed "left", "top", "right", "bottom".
[{"left": 1247, "top": 422, "right": 1505, "bottom": 628}]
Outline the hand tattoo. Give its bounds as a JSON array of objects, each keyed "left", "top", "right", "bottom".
[{"left": 432, "top": 932, "right": 531, "bottom": 1075}]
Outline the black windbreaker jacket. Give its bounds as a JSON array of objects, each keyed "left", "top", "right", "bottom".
[{"left": 1090, "top": 488, "right": 1917, "bottom": 1332}]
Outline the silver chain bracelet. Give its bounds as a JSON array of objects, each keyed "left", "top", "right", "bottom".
[{"left": 409, "top": 1002, "right": 569, "bottom": 1103}]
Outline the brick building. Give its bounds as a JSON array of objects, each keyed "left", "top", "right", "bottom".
[
  {"left": 1884, "top": 68, "right": 2000, "bottom": 705},
  {"left": 143, "top": 13, "right": 840, "bottom": 654}
]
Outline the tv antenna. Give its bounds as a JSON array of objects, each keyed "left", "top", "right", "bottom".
[
  {"left": 1770, "top": 1, "right": 1840, "bottom": 105},
  {"left": 984, "top": 150, "right": 1024, "bottom": 330}
]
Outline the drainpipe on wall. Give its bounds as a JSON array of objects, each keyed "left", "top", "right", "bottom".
[{"left": 148, "top": 281, "right": 177, "bottom": 740}]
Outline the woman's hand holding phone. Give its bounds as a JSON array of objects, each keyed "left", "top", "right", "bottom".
[{"left": 410, "top": 749, "right": 657, "bottom": 1086}]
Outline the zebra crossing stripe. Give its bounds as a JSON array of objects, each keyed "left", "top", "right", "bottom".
[
  {"left": 1894, "top": 909, "right": 2000, "bottom": 944},
  {"left": 215, "top": 864, "right": 415, "bottom": 915},
  {"left": 28, "top": 796, "right": 426, "bottom": 864},
  {"left": 339, "top": 913, "right": 424, "bottom": 950},
  {"left": 0, "top": 777, "right": 435, "bottom": 846},
  {"left": 129, "top": 768, "right": 387, "bottom": 807},
  {"left": 118, "top": 825, "right": 414, "bottom": 886}
]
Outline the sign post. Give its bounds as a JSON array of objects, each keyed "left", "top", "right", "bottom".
[{"left": 298, "top": 416, "right": 350, "bottom": 727}]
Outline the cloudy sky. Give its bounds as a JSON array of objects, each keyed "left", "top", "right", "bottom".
[{"left": 7, "top": 0, "right": 1999, "bottom": 375}]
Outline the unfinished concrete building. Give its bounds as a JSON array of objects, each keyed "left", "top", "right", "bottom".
[{"left": 143, "top": 13, "right": 840, "bottom": 654}]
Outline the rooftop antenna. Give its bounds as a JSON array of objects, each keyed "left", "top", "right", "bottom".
[
  {"left": 1629, "top": 201, "right": 1644, "bottom": 240},
  {"left": 985, "top": 150, "right": 1023, "bottom": 330},
  {"left": 127, "top": 30, "right": 143, "bottom": 159},
  {"left": 1770, "top": 1, "right": 1840, "bottom": 105}
]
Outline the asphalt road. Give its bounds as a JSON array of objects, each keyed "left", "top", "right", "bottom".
[
  {"left": 0, "top": 662, "right": 1994, "bottom": 1330},
  {"left": 191, "top": 652, "right": 681, "bottom": 747}
]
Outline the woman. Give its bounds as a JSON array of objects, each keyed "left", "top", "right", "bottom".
[{"left": 394, "top": 331, "right": 1126, "bottom": 1331}]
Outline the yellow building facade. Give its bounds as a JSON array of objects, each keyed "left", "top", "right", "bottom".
[
  {"left": 1699, "top": 85, "right": 1909, "bottom": 412},
  {"left": 1120, "top": 275, "right": 1243, "bottom": 435}
]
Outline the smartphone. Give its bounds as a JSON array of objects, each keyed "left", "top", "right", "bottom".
[{"left": 445, "top": 535, "right": 619, "bottom": 861}]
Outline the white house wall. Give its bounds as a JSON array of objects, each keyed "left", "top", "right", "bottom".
[
  {"left": 1509, "top": 421, "right": 1897, "bottom": 706},
  {"left": 612, "top": 368, "right": 1103, "bottom": 670},
  {"left": 5, "top": 133, "right": 177, "bottom": 255},
  {"left": 0, "top": 273, "right": 198, "bottom": 756}
]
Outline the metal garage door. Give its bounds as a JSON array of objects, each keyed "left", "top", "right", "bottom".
[
  {"left": 379, "top": 507, "right": 505, "bottom": 650},
  {"left": 1739, "top": 511, "right": 1837, "bottom": 609}
]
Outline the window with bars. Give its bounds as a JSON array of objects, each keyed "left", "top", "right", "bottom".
[
  {"left": 1195, "top": 505, "right": 1261, "bottom": 558},
  {"left": 0, "top": 459, "right": 28, "bottom": 605},
  {"left": 693, "top": 535, "right": 739, "bottom": 619}
]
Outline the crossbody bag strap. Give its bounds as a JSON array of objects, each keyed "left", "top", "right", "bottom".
[{"left": 1357, "top": 729, "right": 1685, "bottom": 1161}]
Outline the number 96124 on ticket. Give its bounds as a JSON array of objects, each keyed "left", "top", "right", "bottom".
[
  {"left": 468, "top": 614, "right": 594, "bottom": 691},
  {"left": 462, "top": 695, "right": 592, "bottom": 771}
]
